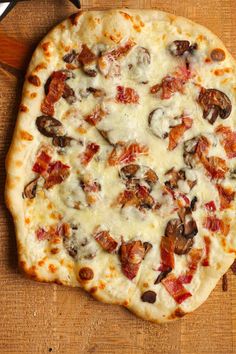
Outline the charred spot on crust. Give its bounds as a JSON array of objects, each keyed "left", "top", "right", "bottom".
[
  {"left": 79, "top": 267, "right": 94, "bottom": 280},
  {"left": 210, "top": 48, "right": 225, "bottom": 62},
  {"left": 169, "top": 308, "right": 186, "bottom": 319},
  {"left": 28, "top": 74, "right": 41, "bottom": 87}
]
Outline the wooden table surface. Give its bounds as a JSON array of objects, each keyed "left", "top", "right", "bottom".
[{"left": 0, "top": 1, "right": 236, "bottom": 353}]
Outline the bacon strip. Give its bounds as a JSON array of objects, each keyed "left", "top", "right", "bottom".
[
  {"left": 168, "top": 117, "right": 193, "bottom": 151},
  {"left": 202, "top": 236, "right": 211, "bottom": 266},
  {"left": 108, "top": 143, "right": 148, "bottom": 166},
  {"left": 94, "top": 230, "right": 118, "bottom": 253},
  {"left": 215, "top": 124, "right": 236, "bottom": 159},
  {"left": 178, "top": 249, "right": 202, "bottom": 284},
  {"left": 116, "top": 86, "right": 139, "bottom": 104},
  {"left": 44, "top": 161, "right": 70, "bottom": 189},
  {"left": 216, "top": 184, "right": 235, "bottom": 210},
  {"left": 41, "top": 71, "right": 68, "bottom": 116},
  {"left": 81, "top": 143, "right": 100, "bottom": 166},
  {"left": 162, "top": 274, "right": 192, "bottom": 304},
  {"left": 32, "top": 151, "right": 52, "bottom": 174},
  {"left": 119, "top": 240, "right": 145, "bottom": 280},
  {"left": 159, "top": 236, "right": 175, "bottom": 272}
]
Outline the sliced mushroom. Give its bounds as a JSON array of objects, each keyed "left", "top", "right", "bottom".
[
  {"left": 120, "top": 164, "right": 158, "bottom": 187},
  {"left": 174, "top": 236, "right": 194, "bottom": 255},
  {"left": 190, "top": 196, "right": 198, "bottom": 211},
  {"left": 148, "top": 108, "right": 169, "bottom": 139},
  {"left": 23, "top": 178, "right": 38, "bottom": 199},
  {"left": 136, "top": 47, "right": 151, "bottom": 65},
  {"left": 139, "top": 194, "right": 155, "bottom": 210},
  {"left": 183, "top": 137, "right": 199, "bottom": 167},
  {"left": 84, "top": 68, "right": 97, "bottom": 77},
  {"left": 143, "top": 242, "right": 153, "bottom": 256},
  {"left": 198, "top": 88, "right": 232, "bottom": 124},
  {"left": 63, "top": 50, "right": 77, "bottom": 63},
  {"left": 87, "top": 87, "right": 106, "bottom": 97},
  {"left": 120, "top": 164, "right": 140, "bottom": 179},
  {"left": 178, "top": 208, "right": 198, "bottom": 239},
  {"left": 165, "top": 218, "right": 184, "bottom": 238},
  {"left": 165, "top": 215, "right": 196, "bottom": 255},
  {"left": 169, "top": 40, "right": 198, "bottom": 56},
  {"left": 154, "top": 268, "right": 172, "bottom": 284},
  {"left": 229, "top": 168, "right": 236, "bottom": 179},
  {"left": 36, "top": 116, "right": 64, "bottom": 137},
  {"left": 164, "top": 168, "right": 185, "bottom": 189},
  {"left": 62, "top": 83, "right": 76, "bottom": 104},
  {"left": 52, "top": 136, "right": 73, "bottom": 147}
]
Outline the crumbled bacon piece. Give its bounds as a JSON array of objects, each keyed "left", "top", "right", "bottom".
[
  {"left": 162, "top": 274, "right": 192, "bottom": 304},
  {"left": 204, "top": 201, "right": 217, "bottom": 212},
  {"left": 108, "top": 143, "right": 148, "bottom": 166},
  {"left": 119, "top": 240, "right": 145, "bottom": 280},
  {"left": 81, "top": 143, "right": 100, "bottom": 166},
  {"left": 196, "top": 136, "right": 211, "bottom": 157},
  {"left": 215, "top": 124, "right": 236, "bottom": 158},
  {"left": 150, "top": 65, "right": 192, "bottom": 99},
  {"left": 94, "top": 230, "right": 118, "bottom": 253},
  {"left": 84, "top": 107, "right": 106, "bottom": 126},
  {"left": 44, "top": 161, "right": 70, "bottom": 189},
  {"left": 41, "top": 71, "right": 68, "bottom": 116},
  {"left": 203, "top": 216, "right": 221, "bottom": 232},
  {"left": 159, "top": 236, "right": 175, "bottom": 272},
  {"left": 77, "top": 44, "right": 96, "bottom": 65},
  {"left": 216, "top": 184, "right": 235, "bottom": 210},
  {"left": 168, "top": 117, "right": 193, "bottom": 151},
  {"left": 204, "top": 215, "right": 230, "bottom": 237},
  {"left": 178, "top": 248, "right": 202, "bottom": 284},
  {"left": 36, "top": 223, "right": 70, "bottom": 242},
  {"left": 108, "top": 39, "right": 135, "bottom": 60},
  {"left": 201, "top": 155, "right": 228, "bottom": 180},
  {"left": 116, "top": 86, "right": 139, "bottom": 104},
  {"left": 32, "top": 151, "right": 52, "bottom": 174},
  {"left": 202, "top": 236, "right": 211, "bottom": 266}
]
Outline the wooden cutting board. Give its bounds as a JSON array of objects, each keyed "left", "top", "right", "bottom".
[{"left": 0, "top": 1, "right": 236, "bottom": 353}]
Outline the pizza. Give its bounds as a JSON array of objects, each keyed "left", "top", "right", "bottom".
[{"left": 5, "top": 9, "right": 236, "bottom": 323}]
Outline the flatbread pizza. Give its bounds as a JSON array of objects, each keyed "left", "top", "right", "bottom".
[{"left": 5, "top": 9, "right": 236, "bottom": 323}]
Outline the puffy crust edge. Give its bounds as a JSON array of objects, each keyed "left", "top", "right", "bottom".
[{"left": 4, "top": 9, "right": 236, "bottom": 323}]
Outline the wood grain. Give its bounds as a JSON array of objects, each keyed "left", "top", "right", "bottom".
[{"left": 0, "top": 1, "right": 235, "bottom": 353}]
